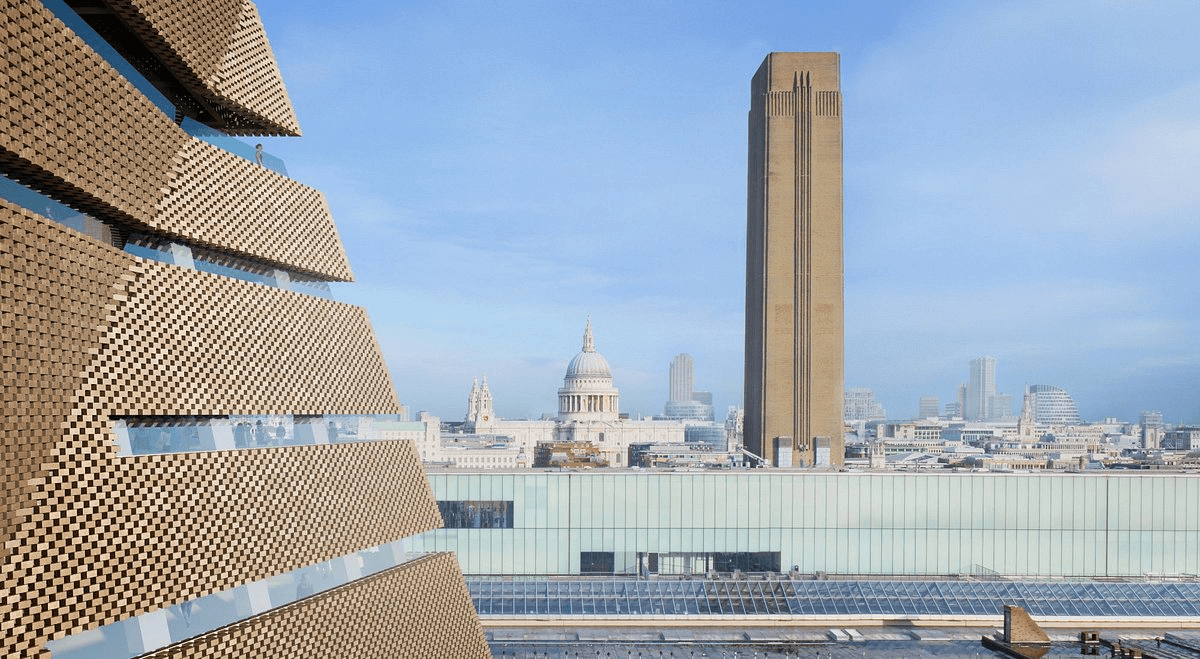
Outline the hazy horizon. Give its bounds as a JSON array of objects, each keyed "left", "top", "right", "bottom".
[{"left": 253, "top": 0, "right": 1199, "bottom": 424}]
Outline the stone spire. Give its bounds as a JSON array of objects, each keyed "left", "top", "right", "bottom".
[
  {"left": 465, "top": 377, "right": 480, "bottom": 424},
  {"left": 478, "top": 376, "right": 493, "bottom": 423},
  {"left": 582, "top": 317, "right": 595, "bottom": 353},
  {"left": 1018, "top": 386, "right": 1036, "bottom": 441}
]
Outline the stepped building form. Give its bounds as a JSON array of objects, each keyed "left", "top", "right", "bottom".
[
  {"left": 0, "top": 1, "right": 487, "bottom": 657},
  {"left": 744, "top": 52, "right": 844, "bottom": 467}
]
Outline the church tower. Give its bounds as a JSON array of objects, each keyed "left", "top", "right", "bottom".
[
  {"left": 465, "top": 377, "right": 480, "bottom": 424},
  {"left": 1018, "top": 387, "right": 1038, "bottom": 442}
]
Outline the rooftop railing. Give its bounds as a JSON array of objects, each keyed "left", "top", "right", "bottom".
[{"left": 180, "top": 118, "right": 289, "bottom": 176}]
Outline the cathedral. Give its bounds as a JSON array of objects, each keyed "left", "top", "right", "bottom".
[{"left": 448, "top": 320, "right": 693, "bottom": 467}]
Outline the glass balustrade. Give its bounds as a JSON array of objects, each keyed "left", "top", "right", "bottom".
[
  {"left": 41, "top": 1, "right": 288, "bottom": 175},
  {"left": 47, "top": 540, "right": 426, "bottom": 659}
]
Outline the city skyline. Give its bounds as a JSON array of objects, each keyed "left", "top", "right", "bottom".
[{"left": 252, "top": 0, "right": 1199, "bottom": 424}]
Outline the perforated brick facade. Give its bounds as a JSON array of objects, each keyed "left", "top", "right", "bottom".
[
  {"left": 139, "top": 553, "right": 490, "bottom": 659},
  {"left": 1, "top": 175, "right": 481, "bottom": 659},
  {"left": 103, "top": 0, "right": 301, "bottom": 135},
  {"left": 1, "top": 1, "right": 488, "bottom": 657},
  {"left": 0, "top": 0, "right": 350, "bottom": 279},
  {"left": 156, "top": 139, "right": 352, "bottom": 281}
]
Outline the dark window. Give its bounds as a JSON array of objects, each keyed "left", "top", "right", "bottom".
[
  {"left": 437, "top": 501, "right": 514, "bottom": 528},
  {"left": 713, "top": 551, "right": 781, "bottom": 573},
  {"left": 581, "top": 551, "right": 615, "bottom": 574}
]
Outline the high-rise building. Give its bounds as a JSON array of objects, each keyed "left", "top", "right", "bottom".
[
  {"left": 991, "top": 392, "right": 1014, "bottom": 421},
  {"left": 668, "top": 353, "right": 694, "bottom": 403},
  {"left": 952, "top": 383, "right": 968, "bottom": 419},
  {"left": 919, "top": 396, "right": 940, "bottom": 419},
  {"left": 1140, "top": 410, "right": 1165, "bottom": 449},
  {"left": 966, "top": 356, "right": 997, "bottom": 421},
  {"left": 844, "top": 388, "right": 887, "bottom": 422},
  {"left": 1028, "top": 384, "right": 1081, "bottom": 425},
  {"left": 1140, "top": 410, "right": 1165, "bottom": 429},
  {"left": 0, "top": 2, "right": 485, "bottom": 657},
  {"left": 744, "top": 52, "right": 844, "bottom": 467},
  {"left": 664, "top": 352, "right": 715, "bottom": 420}
]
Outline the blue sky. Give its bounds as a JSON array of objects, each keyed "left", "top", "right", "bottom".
[{"left": 254, "top": 0, "right": 1199, "bottom": 424}]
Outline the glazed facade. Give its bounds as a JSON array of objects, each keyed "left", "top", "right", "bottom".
[
  {"left": 0, "top": 2, "right": 486, "bottom": 657},
  {"left": 1030, "top": 384, "right": 1083, "bottom": 425},
  {"left": 416, "top": 471, "right": 1200, "bottom": 578}
]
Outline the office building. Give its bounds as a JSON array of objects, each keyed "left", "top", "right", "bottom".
[
  {"left": 966, "top": 356, "right": 997, "bottom": 421},
  {"left": 919, "top": 396, "right": 940, "bottom": 419},
  {"left": 1028, "top": 384, "right": 1082, "bottom": 425},
  {"left": 992, "top": 392, "right": 1014, "bottom": 420},
  {"left": 949, "top": 383, "right": 968, "bottom": 419},
  {"left": 663, "top": 352, "right": 715, "bottom": 420},
  {"left": 668, "top": 353, "right": 694, "bottom": 403},
  {"left": 421, "top": 470, "right": 1200, "bottom": 636},
  {"left": 1141, "top": 410, "right": 1165, "bottom": 449},
  {"left": 0, "top": 2, "right": 486, "bottom": 657},
  {"left": 844, "top": 387, "right": 887, "bottom": 422},
  {"left": 744, "top": 52, "right": 844, "bottom": 467},
  {"left": 1165, "top": 427, "right": 1200, "bottom": 451},
  {"left": 1140, "top": 410, "right": 1165, "bottom": 429}
]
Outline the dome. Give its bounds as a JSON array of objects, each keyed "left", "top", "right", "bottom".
[
  {"left": 563, "top": 319, "right": 612, "bottom": 381},
  {"left": 566, "top": 350, "right": 612, "bottom": 379},
  {"left": 558, "top": 318, "right": 620, "bottom": 421}
]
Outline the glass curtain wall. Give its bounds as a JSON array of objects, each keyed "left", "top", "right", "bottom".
[{"left": 412, "top": 472, "right": 1200, "bottom": 578}]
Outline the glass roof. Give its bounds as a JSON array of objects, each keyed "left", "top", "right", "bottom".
[{"left": 468, "top": 579, "right": 1200, "bottom": 618}]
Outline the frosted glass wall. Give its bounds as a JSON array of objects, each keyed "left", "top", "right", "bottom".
[{"left": 410, "top": 472, "right": 1200, "bottom": 578}]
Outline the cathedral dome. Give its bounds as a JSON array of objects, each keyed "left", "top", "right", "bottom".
[
  {"left": 565, "top": 351, "right": 612, "bottom": 380},
  {"left": 563, "top": 319, "right": 612, "bottom": 381},
  {"left": 558, "top": 319, "right": 619, "bottom": 421}
]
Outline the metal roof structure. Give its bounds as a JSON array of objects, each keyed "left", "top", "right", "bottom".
[{"left": 470, "top": 579, "right": 1200, "bottom": 620}]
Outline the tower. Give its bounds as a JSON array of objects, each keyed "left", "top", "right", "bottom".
[
  {"left": 1018, "top": 387, "right": 1038, "bottom": 441},
  {"left": 669, "top": 353, "right": 695, "bottom": 403},
  {"left": 663, "top": 352, "right": 715, "bottom": 420},
  {"left": 967, "top": 356, "right": 997, "bottom": 421},
  {"left": 478, "top": 376, "right": 494, "bottom": 425},
  {"left": 464, "top": 376, "right": 495, "bottom": 430},
  {"left": 466, "top": 377, "right": 481, "bottom": 423},
  {"left": 744, "top": 53, "right": 844, "bottom": 467}
]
